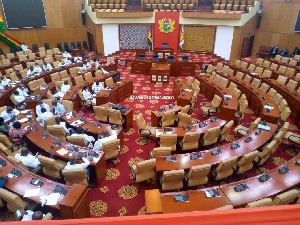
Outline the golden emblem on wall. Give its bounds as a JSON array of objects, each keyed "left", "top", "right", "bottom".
[{"left": 158, "top": 18, "right": 175, "bottom": 33}]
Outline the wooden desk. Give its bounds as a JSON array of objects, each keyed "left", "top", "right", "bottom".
[
  {"left": 145, "top": 188, "right": 231, "bottom": 214},
  {"left": 72, "top": 48, "right": 84, "bottom": 56},
  {"left": 150, "top": 63, "right": 170, "bottom": 83},
  {"left": 196, "top": 75, "right": 239, "bottom": 121},
  {"left": 131, "top": 60, "right": 152, "bottom": 75},
  {"left": 170, "top": 61, "right": 196, "bottom": 77},
  {"left": 99, "top": 102, "right": 133, "bottom": 131},
  {"left": 0, "top": 152, "right": 89, "bottom": 218},
  {"left": 173, "top": 79, "right": 193, "bottom": 107},
  {"left": 151, "top": 105, "right": 182, "bottom": 127},
  {"left": 95, "top": 79, "right": 133, "bottom": 106},
  {"left": 155, "top": 123, "right": 278, "bottom": 172},
  {"left": 215, "top": 70, "right": 280, "bottom": 124},
  {"left": 19, "top": 110, "right": 106, "bottom": 186}
]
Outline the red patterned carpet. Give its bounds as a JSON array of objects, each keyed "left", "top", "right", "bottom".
[{"left": 85, "top": 65, "right": 299, "bottom": 218}]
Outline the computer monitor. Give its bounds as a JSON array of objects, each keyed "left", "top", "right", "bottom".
[
  {"left": 161, "top": 42, "right": 168, "bottom": 48},
  {"left": 152, "top": 54, "right": 159, "bottom": 62},
  {"left": 182, "top": 55, "right": 189, "bottom": 62},
  {"left": 139, "top": 54, "right": 146, "bottom": 60},
  {"left": 167, "top": 55, "right": 174, "bottom": 62}
]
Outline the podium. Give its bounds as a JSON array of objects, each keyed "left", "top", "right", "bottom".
[{"left": 154, "top": 48, "right": 174, "bottom": 63}]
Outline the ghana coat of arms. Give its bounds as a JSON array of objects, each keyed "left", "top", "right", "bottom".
[{"left": 158, "top": 18, "right": 175, "bottom": 33}]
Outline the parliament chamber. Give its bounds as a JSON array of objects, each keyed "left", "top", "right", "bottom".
[{"left": 0, "top": 0, "right": 299, "bottom": 224}]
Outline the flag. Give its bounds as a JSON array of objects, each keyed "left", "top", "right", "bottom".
[
  {"left": 0, "top": 16, "right": 5, "bottom": 32},
  {"left": 179, "top": 25, "right": 184, "bottom": 47},
  {"left": 147, "top": 27, "right": 152, "bottom": 48}
]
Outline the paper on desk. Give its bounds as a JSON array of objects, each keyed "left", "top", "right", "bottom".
[
  {"left": 224, "top": 95, "right": 232, "bottom": 99},
  {"left": 24, "top": 188, "right": 40, "bottom": 197},
  {"left": 19, "top": 118, "right": 28, "bottom": 123},
  {"left": 65, "top": 113, "right": 72, "bottom": 119},
  {"left": 184, "top": 89, "right": 193, "bottom": 92},
  {"left": 7, "top": 173, "right": 14, "bottom": 178},
  {"left": 71, "top": 120, "right": 83, "bottom": 126},
  {"left": 21, "top": 110, "right": 30, "bottom": 114},
  {"left": 46, "top": 193, "right": 60, "bottom": 205},
  {"left": 56, "top": 148, "right": 68, "bottom": 156}
]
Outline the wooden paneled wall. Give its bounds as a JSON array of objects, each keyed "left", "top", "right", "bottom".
[
  {"left": 0, "top": 0, "right": 88, "bottom": 53},
  {"left": 230, "top": 15, "right": 258, "bottom": 62},
  {"left": 183, "top": 26, "right": 215, "bottom": 52},
  {"left": 86, "top": 15, "right": 104, "bottom": 55},
  {"left": 251, "top": 1, "right": 300, "bottom": 57}
]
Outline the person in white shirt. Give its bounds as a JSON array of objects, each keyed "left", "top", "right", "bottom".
[
  {"left": 64, "top": 155, "right": 90, "bottom": 170},
  {"left": 93, "top": 130, "right": 117, "bottom": 151},
  {"left": 65, "top": 57, "right": 72, "bottom": 66},
  {"left": 0, "top": 76, "right": 12, "bottom": 88},
  {"left": 35, "top": 100, "right": 51, "bottom": 117},
  {"left": 53, "top": 116, "right": 72, "bottom": 134},
  {"left": 52, "top": 101, "right": 66, "bottom": 115},
  {"left": 74, "top": 53, "right": 82, "bottom": 64},
  {"left": 92, "top": 58, "right": 100, "bottom": 67},
  {"left": 27, "top": 66, "right": 36, "bottom": 78},
  {"left": 33, "top": 63, "right": 43, "bottom": 75},
  {"left": 37, "top": 107, "right": 54, "bottom": 127},
  {"left": 16, "top": 84, "right": 29, "bottom": 97},
  {"left": 71, "top": 127, "right": 95, "bottom": 148},
  {"left": 58, "top": 61, "right": 66, "bottom": 70},
  {"left": 97, "top": 66, "right": 109, "bottom": 75},
  {"left": 15, "top": 147, "right": 41, "bottom": 169},
  {"left": 0, "top": 106, "right": 20, "bottom": 126},
  {"left": 42, "top": 62, "right": 53, "bottom": 72},
  {"left": 82, "top": 86, "right": 96, "bottom": 105},
  {"left": 21, "top": 42, "right": 29, "bottom": 51},
  {"left": 63, "top": 51, "right": 72, "bottom": 59},
  {"left": 82, "top": 61, "right": 92, "bottom": 70},
  {"left": 92, "top": 79, "right": 104, "bottom": 94},
  {"left": 53, "top": 80, "right": 70, "bottom": 99},
  {"left": 13, "top": 90, "right": 26, "bottom": 108},
  {"left": 17, "top": 210, "right": 44, "bottom": 221}
]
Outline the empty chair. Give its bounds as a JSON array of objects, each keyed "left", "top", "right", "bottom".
[
  {"left": 216, "top": 62, "right": 223, "bottom": 70},
  {"left": 93, "top": 106, "right": 108, "bottom": 122},
  {"left": 236, "top": 72, "right": 244, "bottom": 80},
  {"left": 200, "top": 95, "right": 222, "bottom": 117},
  {"left": 243, "top": 74, "right": 252, "bottom": 83},
  {"left": 277, "top": 75, "right": 288, "bottom": 85},
  {"left": 159, "top": 111, "right": 175, "bottom": 127},
  {"left": 74, "top": 75, "right": 84, "bottom": 84},
  {"left": 47, "top": 125, "right": 67, "bottom": 141},
  {"left": 246, "top": 198, "right": 273, "bottom": 208},
  {"left": 27, "top": 80, "right": 40, "bottom": 91},
  {"left": 255, "top": 58, "right": 264, "bottom": 66},
  {"left": 251, "top": 78, "right": 261, "bottom": 87},
  {"left": 254, "top": 140, "right": 276, "bottom": 168},
  {"left": 228, "top": 82, "right": 237, "bottom": 92},
  {"left": 248, "top": 64, "right": 256, "bottom": 71},
  {"left": 270, "top": 63, "right": 279, "bottom": 71},
  {"left": 233, "top": 88, "right": 241, "bottom": 99},
  {"left": 286, "top": 79, "right": 298, "bottom": 90},
  {"left": 233, "top": 150, "right": 259, "bottom": 178},
  {"left": 149, "top": 147, "right": 172, "bottom": 159},
  {"left": 267, "top": 88, "right": 277, "bottom": 98},
  {"left": 272, "top": 189, "right": 300, "bottom": 205},
  {"left": 180, "top": 105, "right": 190, "bottom": 114},
  {"left": 284, "top": 131, "right": 300, "bottom": 154},
  {"left": 211, "top": 156, "right": 238, "bottom": 181},
  {"left": 62, "top": 168, "right": 88, "bottom": 186},
  {"left": 219, "top": 77, "right": 228, "bottom": 87},
  {"left": 66, "top": 136, "right": 87, "bottom": 147},
  {"left": 105, "top": 77, "right": 114, "bottom": 86},
  {"left": 136, "top": 113, "right": 156, "bottom": 143},
  {"left": 234, "top": 117, "right": 261, "bottom": 136},
  {"left": 279, "top": 106, "right": 291, "bottom": 125},
  {"left": 50, "top": 72, "right": 60, "bottom": 82},
  {"left": 273, "top": 93, "right": 283, "bottom": 105},
  {"left": 286, "top": 68, "right": 295, "bottom": 77},
  {"left": 179, "top": 132, "right": 201, "bottom": 151},
  {"left": 278, "top": 66, "right": 287, "bottom": 74},
  {"left": 259, "top": 83, "right": 270, "bottom": 93},
  {"left": 214, "top": 74, "right": 221, "bottom": 83},
  {"left": 129, "top": 158, "right": 156, "bottom": 192},
  {"left": 107, "top": 108, "right": 125, "bottom": 127},
  {"left": 186, "top": 164, "right": 211, "bottom": 187},
  {"left": 219, "top": 120, "right": 234, "bottom": 142},
  {"left": 161, "top": 169, "right": 184, "bottom": 191},
  {"left": 102, "top": 139, "right": 120, "bottom": 167},
  {"left": 159, "top": 134, "right": 177, "bottom": 152},
  {"left": 240, "top": 61, "right": 248, "bottom": 69},
  {"left": 0, "top": 188, "right": 30, "bottom": 213},
  {"left": 84, "top": 72, "right": 93, "bottom": 80},
  {"left": 262, "top": 70, "right": 272, "bottom": 78},
  {"left": 274, "top": 55, "right": 282, "bottom": 62},
  {"left": 201, "top": 126, "right": 221, "bottom": 147},
  {"left": 177, "top": 112, "right": 192, "bottom": 126},
  {"left": 278, "top": 99, "right": 288, "bottom": 113},
  {"left": 38, "top": 155, "right": 66, "bottom": 179}
]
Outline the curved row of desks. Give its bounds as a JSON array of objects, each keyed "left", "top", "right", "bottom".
[
  {"left": 146, "top": 153, "right": 300, "bottom": 214},
  {"left": 213, "top": 70, "right": 280, "bottom": 124}
]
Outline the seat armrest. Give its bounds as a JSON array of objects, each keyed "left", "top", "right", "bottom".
[
  {"left": 129, "top": 166, "right": 136, "bottom": 179},
  {"left": 237, "top": 128, "right": 249, "bottom": 134},
  {"left": 288, "top": 134, "right": 300, "bottom": 144},
  {"left": 184, "top": 171, "right": 189, "bottom": 182},
  {"left": 139, "top": 128, "right": 151, "bottom": 136},
  {"left": 208, "top": 107, "right": 218, "bottom": 113}
]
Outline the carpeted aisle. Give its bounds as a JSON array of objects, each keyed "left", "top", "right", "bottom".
[{"left": 86, "top": 65, "right": 298, "bottom": 217}]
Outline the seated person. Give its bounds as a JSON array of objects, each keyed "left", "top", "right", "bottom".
[
  {"left": 27, "top": 66, "right": 36, "bottom": 78},
  {"left": 37, "top": 107, "right": 53, "bottom": 127},
  {"left": 36, "top": 100, "right": 51, "bottom": 117},
  {"left": 74, "top": 53, "right": 82, "bottom": 64},
  {"left": 0, "top": 117, "right": 9, "bottom": 136},
  {"left": 71, "top": 127, "right": 95, "bottom": 148},
  {"left": 63, "top": 51, "right": 72, "bottom": 59},
  {"left": 64, "top": 155, "right": 90, "bottom": 178},
  {"left": 21, "top": 42, "right": 29, "bottom": 51},
  {"left": 112, "top": 71, "right": 121, "bottom": 82},
  {"left": 9, "top": 122, "right": 31, "bottom": 148},
  {"left": 93, "top": 130, "right": 117, "bottom": 151},
  {"left": 97, "top": 65, "right": 109, "bottom": 75},
  {"left": 0, "top": 76, "right": 12, "bottom": 89},
  {"left": 53, "top": 80, "right": 70, "bottom": 99},
  {"left": 17, "top": 210, "right": 44, "bottom": 221},
  {"left": 58, "top": 61, "right": 66, "bottom": 70},
  {"left": 13, "top": 90, "right": 26, "bottom": 108},
  {"left": 16, "top": 84, "right": 29, "bottom": 97},
  {"left": 33, "top": 63, "right": 43, "bottom": 75},
  {"left": 82, "top": 61, "right": 92, "bottom": 70},
  {"left": 53, "top": 116, "right": 72, "bottom": 134},
  {"left": 52, "top": 100, "right": 66, "bottom": 115},
  {"left": 92, "top": 79, "right": 104, "bottom": 94},
  {"left": 92, "top": 58, "right": 100, "bottom": 67},
  {"left": 0, "top": 106, "right": 20, "bottom": 126},
  {"left": 65, "top": 57, "right": 72, "bottom": 67},
  {"left": 42, "top": 62, "right": 53, "bottom": 72},
  {"left": 82, "top": 86, "right": 96, "bottom": 105}
]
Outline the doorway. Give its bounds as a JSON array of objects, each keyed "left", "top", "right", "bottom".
[{"left": 87, "top": 32, "right": 95, "bottom": 52}]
